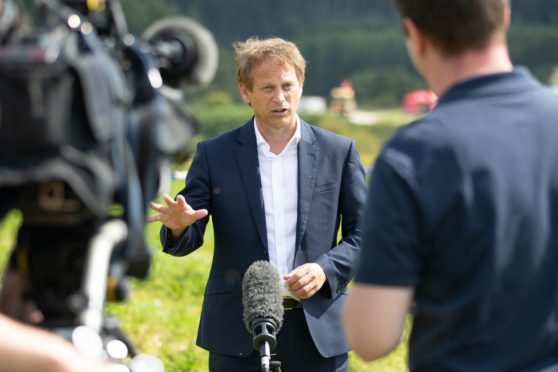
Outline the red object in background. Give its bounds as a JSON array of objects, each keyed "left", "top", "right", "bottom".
[{"left": 402, "top": 89, "right": 438, "bottom": 115}]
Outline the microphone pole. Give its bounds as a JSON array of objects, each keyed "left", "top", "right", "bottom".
[
  {"left": 261, "top": 338, "right": 271, "bottom": 372},
  {"left": 251, "top": 317, "right": 277, "bottom": 372}
]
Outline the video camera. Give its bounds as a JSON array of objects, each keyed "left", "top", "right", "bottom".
[{"left": 0, "top": 0, "right": 217, "bottom": 368}]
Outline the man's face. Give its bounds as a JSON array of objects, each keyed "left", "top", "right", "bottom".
[{"left": 239, "top": 58, "right": 302, "bottom": 131}]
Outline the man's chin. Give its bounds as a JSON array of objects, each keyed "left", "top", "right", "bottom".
[
  {"left": 256, "top": 113, "right": 297, "bottom": 129},
  {"left": 274, "top": 114, "right": 296, "bottom": 126}
]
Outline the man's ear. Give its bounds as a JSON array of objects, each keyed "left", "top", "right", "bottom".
[
  {"left": 403, "top": 18, "right": 427, "bottom": 57},
  {"left": 503, "top": 2, "right": 511, "bottom": 30},
  {"left": 239, "top": 84, "right": 251, "bottom": 106}
]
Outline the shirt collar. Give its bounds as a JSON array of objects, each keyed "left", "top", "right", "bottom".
[
  {"left": 438, "top": 66, "right": 540, "bottom": 105},
  {"left": 254, "top": 116, "right": 301, "bottom": 149}
]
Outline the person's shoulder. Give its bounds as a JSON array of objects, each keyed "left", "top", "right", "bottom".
[
  {"left": 374, "top": 114, "right": 457, "bottom": 187},
  {"left": 303, "top": 120, "right": 353, "bottom": 146},
  {"left": 387, "top": 114, "right": 446, "bottom": 150},
  {"left": 533, "top": 84, "right": 558, "bottom": 106}
]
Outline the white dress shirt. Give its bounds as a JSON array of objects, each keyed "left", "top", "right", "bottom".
[{"left": 254, "top": 118, "right": 301, "bottom": 298}]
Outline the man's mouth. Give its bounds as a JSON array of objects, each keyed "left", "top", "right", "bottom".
[{"left": 272, "top": 108, "right": 288, "bottom": 113}]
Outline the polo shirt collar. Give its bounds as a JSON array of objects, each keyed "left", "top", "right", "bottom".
[{"left": 438, "top": 66, "right": 540, "bottom": 105}]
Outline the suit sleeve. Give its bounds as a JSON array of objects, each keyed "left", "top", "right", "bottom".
[
  {"left": 315, "top": 140, "right": 367, "bottom": 298},
  {"left": 160, "top": 141, "right": 212, "bottom": 256}
]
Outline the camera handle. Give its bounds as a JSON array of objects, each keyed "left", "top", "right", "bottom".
[
  {"left": 79, "top": 219, "right": 128, "bottom": 333},
  {"left": 67, "top": 220, "right": 164, "bottom": 371}
]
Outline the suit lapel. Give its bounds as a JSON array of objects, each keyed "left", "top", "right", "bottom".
[
  {"left": 296, "top": 121, "right": 319, "bottom": 249},
  {"left": 235, "top": 120, "right": 268, "bottom": 251}
]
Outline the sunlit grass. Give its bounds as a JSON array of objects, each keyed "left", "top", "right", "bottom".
[
  {"left": 0, "top": 108, "right": 414, "bottom": 371},
  {"left": 110, "top": 217, "right": 410, "bottom": 372}
]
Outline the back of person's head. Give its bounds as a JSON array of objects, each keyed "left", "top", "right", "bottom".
[
  {"left": 392, "top": 0, "right": 509, "bottom": 56},
  {"left": 233, "top": 37, "right": 306, "bottom": 90}
]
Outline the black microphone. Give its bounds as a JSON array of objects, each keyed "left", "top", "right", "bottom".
[{"left": 242, "top": 260, "right": 284, "bottom": 372}]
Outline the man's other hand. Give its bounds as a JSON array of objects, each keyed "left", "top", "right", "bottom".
[{"left": 283, "top": 263, "right": 326, "bottom": 299}]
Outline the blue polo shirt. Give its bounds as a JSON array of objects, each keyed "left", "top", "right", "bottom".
[{"left": 356, "top": 67, "right": 558, "bottom": 371}]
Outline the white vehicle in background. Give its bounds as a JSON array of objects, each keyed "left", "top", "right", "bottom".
[{"left": 298, "top": 95, "right": 327, "bottom": 115}]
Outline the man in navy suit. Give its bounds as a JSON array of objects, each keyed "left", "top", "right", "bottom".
[{"left": 149, "top": 37, "right": 367, "bottom": 371}]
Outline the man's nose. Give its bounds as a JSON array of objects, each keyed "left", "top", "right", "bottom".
[{"left": 272, "top": 88, "right": 286, "bottom": 102}]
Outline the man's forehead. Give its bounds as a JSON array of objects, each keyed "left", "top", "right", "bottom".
[
  {"left": 253, "top": 57, "right": 294, "bottom": 71},
  {"left": 252, "top": 60, "right": 298, "bottom": 80}
]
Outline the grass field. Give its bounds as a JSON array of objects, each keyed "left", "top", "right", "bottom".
[{"left": 0, "top": 108, "right": 418, "bottom": 371}]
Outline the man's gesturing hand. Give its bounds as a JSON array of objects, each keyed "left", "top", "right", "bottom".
[
  {"left": 283, "top": 263, "right": 327, "bottom": 300},
  {"left": 148, "top": 194, "right": 208, "bottom": 238}
]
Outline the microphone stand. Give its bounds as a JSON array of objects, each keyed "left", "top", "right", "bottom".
[
  {"left": 251, "top": 317, "right": 282, "bottom": 372},
  {"left": 270, "top": 360, "right": 282, "bottom": 372}
]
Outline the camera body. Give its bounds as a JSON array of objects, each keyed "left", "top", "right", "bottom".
[{"left": 0, "top": 0, "right": 217, "bottom": 367}]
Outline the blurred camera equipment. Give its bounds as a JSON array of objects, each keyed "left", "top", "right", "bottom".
[{"left": 0, "top": 0, "right": 217, "bottom": 369}]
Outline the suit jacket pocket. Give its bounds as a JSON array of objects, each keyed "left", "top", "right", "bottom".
[{"left": 204, "top": 276, "right": 237, "bottom": 296}]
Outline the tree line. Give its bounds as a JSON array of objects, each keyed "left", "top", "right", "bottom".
[{"left": 121, "top": 0, "right": 558, "bottom": 107}]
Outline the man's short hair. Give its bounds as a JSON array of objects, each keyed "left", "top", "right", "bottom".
[
  {"left": 393, "top": 0, "right": 508, "bottom": 56},
  {"left": 233, "top": 37, "right": 306, "bottom": 90}
]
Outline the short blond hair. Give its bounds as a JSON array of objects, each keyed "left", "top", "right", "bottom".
[{"left": 233, "top": 37, "right": 306, "bottom": 90}]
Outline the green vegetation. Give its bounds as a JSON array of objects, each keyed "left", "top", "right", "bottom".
[
  {"left": 0, "top": 107, "right": 418, "bottom": 371},
  {"left": 3, "top": 0, "right": 556, "bottom": 369},
  {"left": 120, "top": 1, "right": 558, "bottom": 108}
]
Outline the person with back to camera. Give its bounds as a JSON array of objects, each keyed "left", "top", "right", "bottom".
[
  {"left": 148, "top": 37, "right": 367, "bottom": 371},
  {"left": 342, "top": 0, "right": 558, "bottom": 371}
]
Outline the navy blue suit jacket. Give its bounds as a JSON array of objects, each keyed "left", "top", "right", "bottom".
[{"left": 161, "top": 118, "right": 367, "bottom": 358}]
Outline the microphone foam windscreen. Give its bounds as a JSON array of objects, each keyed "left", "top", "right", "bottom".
[{"left": 242, "top": 260, "right": 284, "bottom": 333}]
